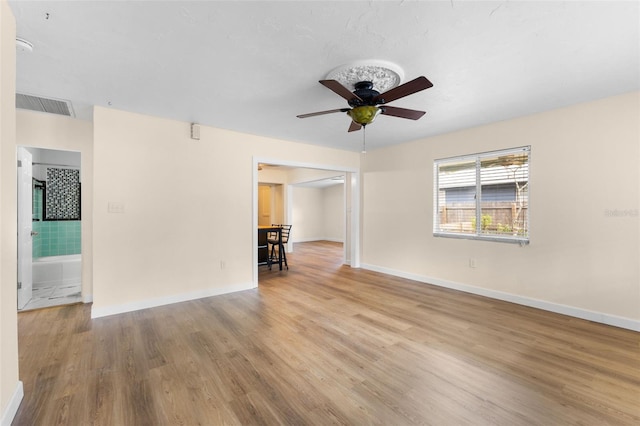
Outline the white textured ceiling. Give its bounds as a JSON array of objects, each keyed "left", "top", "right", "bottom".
[{"left": 9, "top": 1, "right": 640, "bottom": 152}]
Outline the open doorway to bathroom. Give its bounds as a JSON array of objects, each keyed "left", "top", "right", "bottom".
[{"left": 17, "top": 147, "right": 82, "bottom": 311}]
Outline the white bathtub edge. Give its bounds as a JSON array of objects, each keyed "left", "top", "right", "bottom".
[
  {"left": 33, "top": 254, "right": 82, "bottom": 286},
  {"left": 33, "top": 254, "right": 82, "bottom": 263}
]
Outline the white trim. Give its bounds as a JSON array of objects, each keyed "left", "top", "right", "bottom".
[
  {"left": 82, "top": 293, "right": 93, "bottom": 303},
  {"left": 361, "top": 263, "right": 640, "bottom": 332},
  {"left": 324, "top": 237, "right": 344, "bottom": 243},
  {"left": 254, "top": 157, "right": 358, "bottom": 175},
  {"left": 253, "top": 158, "right": 259, "bottom": 285},
  {"left": 348, "top": 172, "right": 360, "bottom": 268},
  {"left": 91, "top": 282, "right": 256, "bottom": 319},
  {"left": 1, "top": 381, "right": 23, "bottom": 426},
  {"left": 286, "top": 183, "right": 293, "bottom": 254},
  {"left": 292, "top": 237, "right": 344, "bottom": 243}
]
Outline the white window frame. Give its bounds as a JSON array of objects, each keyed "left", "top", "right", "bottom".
[{"left": 433, "top": 146, "right": 530, "bottom": 244}]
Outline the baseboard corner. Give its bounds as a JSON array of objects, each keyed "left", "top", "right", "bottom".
[{"left": 1, "top": 380, "right": 23, "bottom": 426}]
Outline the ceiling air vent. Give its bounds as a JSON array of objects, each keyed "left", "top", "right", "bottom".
[{"left": 16, "top": 93, "right": 74, "bottom": 117}]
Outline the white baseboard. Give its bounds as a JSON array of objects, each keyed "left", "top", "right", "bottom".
[
  {"left": 1, "top": 381, "right": 23, "bottom": 426},
  {"left": 361, "top": 263, "right": 640, "bottom": 332},
  {"left": 91, "top": 282, "right": 256, "bottom": 319},
  {"left": 82, "top": 293, "right": 93, "bottom": 303},
  {"left": 293, "top": 237, "right": 344, "bottom": 243}
]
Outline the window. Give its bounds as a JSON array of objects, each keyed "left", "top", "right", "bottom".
[{"left": 434, "top": 146, "right": 530, "bottom": 244}]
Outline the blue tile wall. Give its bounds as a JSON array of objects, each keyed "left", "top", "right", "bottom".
[
  {"left": 32, "top": 220, "right": 81, "bottom": 258},
  {"left": 32, "top": 183, "right": 81, "bottom": 258}
]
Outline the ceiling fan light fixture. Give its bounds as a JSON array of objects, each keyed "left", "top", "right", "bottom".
[{"left": 348, "top": 105, "right": 380, "bottom": 125}]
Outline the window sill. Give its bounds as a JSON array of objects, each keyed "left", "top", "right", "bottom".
[{"left": 434, "top": 232, "right": 529, "bottom": 245}]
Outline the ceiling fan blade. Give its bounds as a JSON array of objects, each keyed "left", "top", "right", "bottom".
[
  {"left": 348, "top": 121, "right": 362, "bottom": 132},
  {"left": 319, "top": 80, "right": 363, "bottom": 102},
  {"left": 373, "top": 76, "right": 433, "bottom": 104},
  {"left": 380, "top": 105, "right": 426, "bottom": 120},
  {"left": 297, "top": 108, "right": 350, "bottom": 119}
]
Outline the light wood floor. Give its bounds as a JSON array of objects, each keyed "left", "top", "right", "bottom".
[{"left": 15, "top": 241, "right": 640, "bottom": 425}]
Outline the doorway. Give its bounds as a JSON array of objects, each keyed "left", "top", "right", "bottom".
[
  {"left": 253, "top": 158, "right": 360, "bottom": 283},
  {"left": 17, "top": 147, "right": 82, "bottom": 311}
]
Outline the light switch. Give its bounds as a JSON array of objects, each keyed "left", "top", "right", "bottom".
[{"left": 108, "top": 202, "right": 125, "bottom": 213}]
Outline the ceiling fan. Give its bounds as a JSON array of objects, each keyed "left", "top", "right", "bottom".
[{"left": 297, "top": 76, "right": 433, "bottom": 132}]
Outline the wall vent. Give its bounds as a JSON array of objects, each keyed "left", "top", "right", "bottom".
[{"left": 16, "top": 93, "right": 75, "bottom": 117}]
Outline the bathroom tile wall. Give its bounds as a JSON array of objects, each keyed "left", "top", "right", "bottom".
[
  {"left": 31, "top": 166, "right": 82, "bottom": 259},
  {"left": 32, "top": 220, "right": 81, "bottom": 258}
]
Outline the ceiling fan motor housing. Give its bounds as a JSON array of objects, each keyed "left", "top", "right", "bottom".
[{"left": 349, "top": 81, "right": 382, "bottom": 107}]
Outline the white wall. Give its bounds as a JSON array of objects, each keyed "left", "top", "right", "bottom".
[
  {"left": 361, "top": 91, "right": 640, "bottom": 329},
  {"left": 0, "top": 0, "right": 21, "bottom": 423},
  {"left": 92, "top": 107, "right": 359, "bottom": 317},
  {"left": 323, "top": 184, "right": 344, "bottom": 242},
  {"left": 292, "top": 187, "right": 325, "bottom": 241},
  {"left": 291, "top": 183, "right": 344, "bottom": 243},
  {"left": 16, "top": 111, "right": 94, "bottom": 302}
]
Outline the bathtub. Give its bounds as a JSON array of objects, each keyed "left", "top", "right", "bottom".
[{"left": 32, "top": 254, "right": 82, "bottom": 286}]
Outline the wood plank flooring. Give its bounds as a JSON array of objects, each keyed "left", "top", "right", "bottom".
[{"left": 14, "top": 241, "right": 640, "bottom": 425}]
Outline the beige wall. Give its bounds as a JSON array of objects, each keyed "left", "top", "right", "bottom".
[
  {"left": 323, "top": 184, "right": 344, "bottom": 242},
  {"left": 361, "top": 91, "right": 640, "bottom": 327},
  {"left": 0, "top": 0, "right": 20, "bottom": 420},
  {"left": 92, "top": 106, "right": 359, "bottom": 317},
  {"left": 291, "top": 184, "right": 344, "bottom": 243},
  {"left": 16, "top": 110, "right": 94, "bottom": 301},
  {"left": 292, "top": 186, "right": 325, "bottom": 241}
]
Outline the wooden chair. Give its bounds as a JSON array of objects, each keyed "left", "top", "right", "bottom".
[{"left": 268, "top": 224, "right": 291, "bottom": 270}]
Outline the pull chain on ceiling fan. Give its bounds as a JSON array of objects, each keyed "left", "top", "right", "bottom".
[{"left": 362, "top": 125, "right": 367, "bottom": 154}]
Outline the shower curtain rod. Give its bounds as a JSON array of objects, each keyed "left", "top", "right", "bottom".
[{"left": 32, "top": 162, "right": 79, "bottom": 168}]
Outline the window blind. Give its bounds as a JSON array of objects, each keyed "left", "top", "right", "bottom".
[{"left": 434, "top": 146, "right": 530, "bottom": 244}]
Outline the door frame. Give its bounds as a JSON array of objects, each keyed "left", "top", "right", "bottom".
[
  {"left": 252, "top": 157, "right": 360, "bottom": 284},
  {"left": 17, "top": 146, "right": 84, "bottom": 310},
  {"left": 17, "top": 147, "right": 33, "bottom": 309}
]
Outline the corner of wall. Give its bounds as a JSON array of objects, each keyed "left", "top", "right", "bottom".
[
  {"left": 0, "top": 382, "right": 23, "bottom": 426},
  {"left": 0, "top": 0, "right": 20, "bottom": 423}
]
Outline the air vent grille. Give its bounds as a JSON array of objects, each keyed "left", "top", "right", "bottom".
[{"left": 16, "top": 93, "right": 74, "bottom": 117}]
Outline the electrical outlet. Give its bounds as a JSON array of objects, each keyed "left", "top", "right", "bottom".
[
  {"left": 469, "top": 258, "right": 477, "bottom": 268},
  {"left": 220, "top": 261, "right": 225, "bottom": 270}
]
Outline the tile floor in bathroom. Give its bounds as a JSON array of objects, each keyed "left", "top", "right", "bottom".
[{"left": 20, "top": 281, "right": 82, "bottom": 311}]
